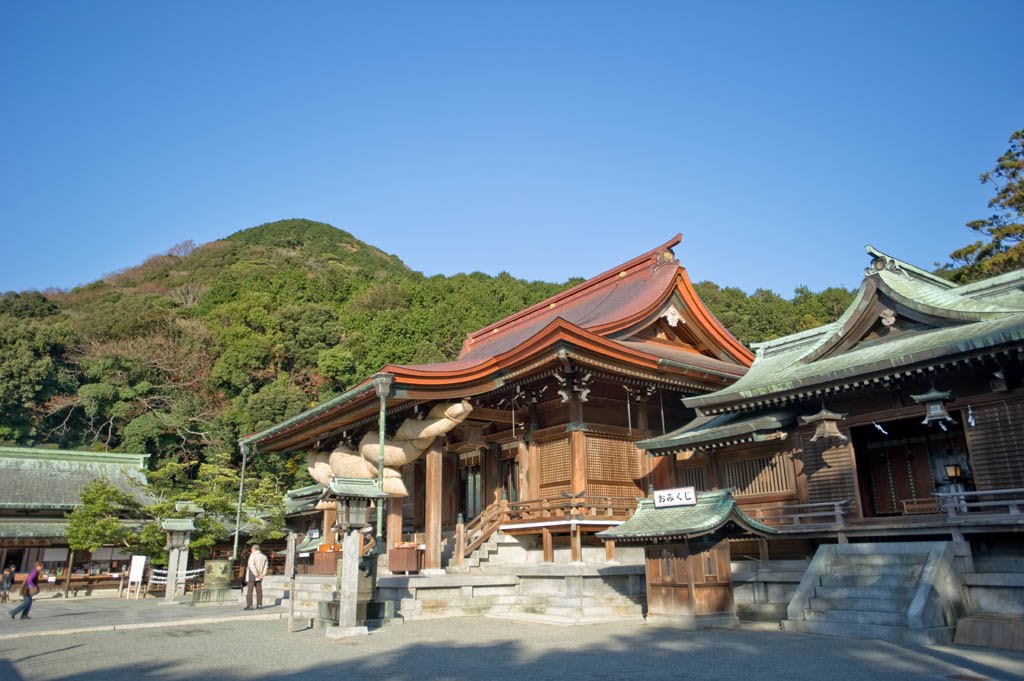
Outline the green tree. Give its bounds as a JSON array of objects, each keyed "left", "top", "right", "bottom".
[
  {"left": 947, "top": 129, "right": 1024, "bottom": 282},
  {"left": 65, "top": 478, "right": 141, "bottom": 595}
]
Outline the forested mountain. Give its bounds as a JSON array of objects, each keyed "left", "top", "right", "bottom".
[{"left": 0, "top": 219, "right": 853, "bottom": 487}]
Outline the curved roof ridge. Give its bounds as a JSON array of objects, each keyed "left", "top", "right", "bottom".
[
  {"left": 865, "top": 245, "right": 954, "bottom": 288},
  {"left": 460, "top": 234, "right": 682, "bottom": 354}
]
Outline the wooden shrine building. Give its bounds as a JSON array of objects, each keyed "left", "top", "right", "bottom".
[
  {"left": 242, "top": 235, "right": 753, "bottom": 571},
  {"left": 638, "top": 247, "right": 1024, "bottom": 554},
  {"left": 0, "top": 447, "right": 148, "bottom": 583}
]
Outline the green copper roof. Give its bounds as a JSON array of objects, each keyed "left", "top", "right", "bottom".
[
  {"left": 0, "top": 447, "right": 149, "bottom": 511},
  {"left": 0, "top": 519, "right": 69, "bottom": 539},
  {"left": 597, "top": 489, "right": 776, "bottom": 542},
  {"left": 687, "top": 250, "right": 1024, "bottom": 412},
  {"left": 637, "top": 409, "right": 798, "bottom": 454},
  {"left": 161, "top": 518, "right": 197, "bottom": 532},
  {"left": 326, "top": 477, "right": 388, "bottom": 499},
  {"left": 284, "top": 483, "right": 325, "bottom": 515},
  {"left": 295, "top": 534, "right": 324, "bottom": 553}
]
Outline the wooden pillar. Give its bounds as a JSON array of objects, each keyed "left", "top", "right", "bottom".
[
  {"left": 387, "top": 497, "right": 404, "bottom": 550},
  {"left": 542, "top": 528, "right": 553, "bottom": 563},
  {"left": 570, "top": 430, "right": 587, "bottom": 496},
  {"left": 322, "top": 505, "right": 338, "bottom": 544},
  {"left": 485, "top": 443, "right": 502, "bottom": 505},
  {"left": 526, "top": 439, "right": 541, "bottom": 500},
  {"left": 570, "top": 524, "right": 582, "bottom": 562},
  {"left": 424, "top": 439, "right": 443, "bottom": 570},
  {"left": 605, "top": 539, "right": 616, "bottom": 562}
]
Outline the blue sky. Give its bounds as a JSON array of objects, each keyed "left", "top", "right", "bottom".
[{"left": 3, "top": 1, "right": 1022, "bottom": 296}]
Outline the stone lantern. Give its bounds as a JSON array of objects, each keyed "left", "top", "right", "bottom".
[
  {"left": 161, "top": 517, "right": 196, "bottom": 602},
  {"left": 324, "top": 477, "right": 388, "bottom": 639}
]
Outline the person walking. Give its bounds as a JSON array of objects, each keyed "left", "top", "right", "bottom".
[
  {"left": 10, "top": 562, "right": 41, "bottom": 620},
  {"left": 0, "top": 567, "right": 12, "bottom": 604},
  {"left": 244, "top": 544, "right": 268, "bottom": 610}
]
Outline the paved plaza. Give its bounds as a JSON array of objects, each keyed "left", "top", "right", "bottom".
[{"left": 1, "top": 596, "right": 1023, "bottom": 681}]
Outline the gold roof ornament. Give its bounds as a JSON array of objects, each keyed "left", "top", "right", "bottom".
[{"left": 799, "top": 406, "right": 848, "bottom": 442}]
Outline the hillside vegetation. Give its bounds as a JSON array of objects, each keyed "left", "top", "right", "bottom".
[{"left": 0, "top": 219, "right": 853, "bottom": 488}]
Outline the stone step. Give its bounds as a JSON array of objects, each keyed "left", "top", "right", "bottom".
[
  {"left": 808, "top": 596, "right": 908, "bottom": 614},
  {"left": 812, "top": 585, "right": 914, "bottom": 601},
  {"left": 803, "top": 608, "right": 908, "bottom": 626},
  {"left": 973, "top": 557, "right": 1024, "bottom": 573},
  {"left": 818, "top": 574, "right": 918, "bottom": 588},
  {"left": 790, "top": 618, "right": 913, "bottom": 641},
  {"left": 827, "top": 564, "right": 922, "bottom": 578},
  {"left": 830, "top": 553, "right": 927, "bottom": 567},
  {"left": 789, "top": 618, "right": 952, "bottom": 644}
]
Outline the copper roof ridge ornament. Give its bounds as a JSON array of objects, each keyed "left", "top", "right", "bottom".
[{"left": 799, "top": 403, "right": 849, "bottom": 442}]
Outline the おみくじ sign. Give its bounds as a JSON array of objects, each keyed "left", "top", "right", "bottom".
[{"left": 653, "top": 486, "right": 697, "bottom": 509}]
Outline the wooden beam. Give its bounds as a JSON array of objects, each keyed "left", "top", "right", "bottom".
[
  {"left": 424, "top": 440, "right": 443, "bottom": 570},
  {"left": 468, "top": 407, "right": 515, "bottom": 424}
]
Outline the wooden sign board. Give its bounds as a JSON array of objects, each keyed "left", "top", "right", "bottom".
[{"left": 653, "top": 486, "right": 697, "bottom": 509}]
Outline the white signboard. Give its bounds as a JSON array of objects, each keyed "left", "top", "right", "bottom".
[
  {"left": 128, "top": 555, "right": 147, "bottom": 584},
  {"left": 653, "top": 486, "right": 697, "bottom": 509}
]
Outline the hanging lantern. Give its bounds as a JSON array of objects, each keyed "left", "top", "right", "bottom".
[
  {"left": 799, "top": 407, "right": 848, "bottom": 442},
  {"left": 910, "top": 387, "right": 956, "bottom": 426}
]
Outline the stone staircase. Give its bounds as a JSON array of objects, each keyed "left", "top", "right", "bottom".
[
  {"left": 783, "top": 541, "right": 963, "bottom": 644},
  {"left": 446, "top": 532, "right": 522, "bottom": 574},
  {"left": 254, "top": 575, "right": 337, "bottom": 623}
]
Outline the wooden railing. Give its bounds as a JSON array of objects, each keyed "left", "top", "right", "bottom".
[
  {"left": 504, "top": 495, "right": 639, "bottom": 522},
  {"left": 750, "top": 500, "right": 849, "bottom": 529},
  {"left": 453, "top": 495, "right": 640, "bottom": 567},
  {"left": 935, "top": 487, "right": 1024, "bottom": 518}
]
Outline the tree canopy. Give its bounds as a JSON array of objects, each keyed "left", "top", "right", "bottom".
[
  {"left": 1, "top": 218, "right": 853, "bottom": 496},
  {"left": 946, "top": 129, "right": 1024, "bottom": 283}
]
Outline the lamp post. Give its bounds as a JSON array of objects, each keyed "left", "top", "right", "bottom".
[
  {"left": 232, "top": 441, "right": 250, "bottom": 562},
  {"left": 371, "top": 374, "right": 393, "bottom": 551}
]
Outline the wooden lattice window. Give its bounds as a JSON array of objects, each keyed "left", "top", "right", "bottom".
[
  {"left": 538, "top": 437, "right": 571, "bottom": 495},
  {"left": 719, "top": 452, "right": 794, "bottom": 497},
  {"left": 586, "top": 435, "right": 642, "bottom": 497},
  {"left": 676, "top": 463, "right": 709, "bottom": 491}
]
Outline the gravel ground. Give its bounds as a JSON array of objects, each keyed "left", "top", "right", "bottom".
[{"left": 1, "top": 616, "right": 1023, "bottom": 681}]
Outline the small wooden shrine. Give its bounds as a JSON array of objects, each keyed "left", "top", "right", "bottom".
[
  {"left": 247, "top": 235, "right": 753, "bottom": 572},
  {"left": 598, "top": 489, "right": 776, "bottom": 628}
]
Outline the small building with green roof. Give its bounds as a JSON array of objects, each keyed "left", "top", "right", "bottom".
[{"left": 0, "top": 446, "right": 148, "bottom": 576}]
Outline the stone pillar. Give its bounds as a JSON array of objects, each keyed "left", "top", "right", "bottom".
[
  {"left": 160, "top": 519, "right": 195, "bottom": 603},
  {"left": 326, "top": 529, "right": 367, "bottom": 639},
  {"left": 166, "top": 545, "right": 188, "bottom": 601},
  {"left": 424, "top": 439, "right": 443, "bottom": 571}
]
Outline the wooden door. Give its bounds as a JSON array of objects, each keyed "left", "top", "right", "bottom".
[{"left": 645, "top": 546, "right": 693, "bottom": 618}]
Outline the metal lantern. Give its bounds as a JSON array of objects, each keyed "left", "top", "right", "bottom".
[
  {"left": 799, "top": 407, "right": 848, "bottom": 442},
  {"left": 944, "top": 463, "right": 962, "bottom": 482},
  {"left": 325, "top": 477, "right": 389, "bottom": 533},
  {"left": 336, "top": 497, "right": 372, "bottom": 530},
  {"left": 910, "top": 387, "right": 956, "bottom": 426}
]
